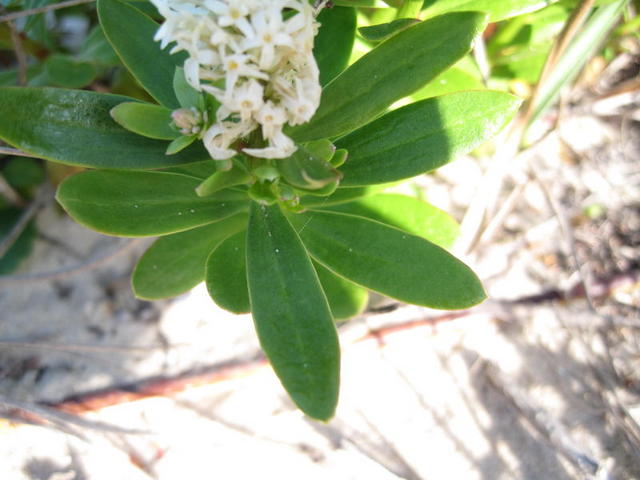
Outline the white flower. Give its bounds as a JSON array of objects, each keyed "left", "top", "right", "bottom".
[
  {"left": 228, "top": 79, "right": 264, "bottom": 122},
  {"left": 243, "top": 131, "right": 296, "bottom": 159},
  {"left": 254, "top": 101, "right": 287, "bottom": 140},
  {"left": 150, "top": 0, "right": 322, "bottom": 160}
]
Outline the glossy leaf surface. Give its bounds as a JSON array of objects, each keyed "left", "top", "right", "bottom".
[
  {"left": 0, "top": 88, "right": 209, "bottom": 169},
  {"left": 133, "top": 215, "right": 246, "bottom": 299},
  {"left": 314, "top": 6, "right": 357, "bottom": 86},
  {"left": 358, "top": 18, "right": 419, "bottom": 42},
  {"left": 110, "top": 102, "right": 179, "bottom": 140},
  {"left": 57, "top": 171, "right": 248, "bottom": 237},
  {"left": 337, "top": 91, "right": 522, "bottom": 186},
  {"left": 289, "top": 12, "right": 486, "bottom": 142},
  {"left": 206, "top": 231, "right": 250, "bottom": 314},
  {"left": 290, "top": 210, "right": 486, "bottom": 309},
  {"left": 324, "top": 194, "right": 459, "bottom": 248},
  {"left": 98, "top": 0, "right": 182, "bottom": 108},
  {"left": 247, "top": 203, "right": 339, "bottom": 420}
]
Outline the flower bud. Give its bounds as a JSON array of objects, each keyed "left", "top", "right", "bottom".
[{"left": 171, "top": 108, "right": 202, "bottom": 135}]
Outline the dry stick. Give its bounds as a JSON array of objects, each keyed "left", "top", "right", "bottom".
[
  {"left": 0, "top": 146, "right": 40, "bottom": 158},
  {"left": 0, "top": 237, "right": 145, "bottom": 286},
  {"left": 7, "top": 20, "right": 27, "bottom": 86},
  {"left": 472, "top": 34, "right": 491, "bottom": 86},
  {"left": 0, "top": 173, "right": 23, "bottom": 207},
  {"left": 0, "top": 147, "right": 36, "bottom": 206},
  {"left": 0, "top": 183, "right": 54, "bottom": 260},
  {"left": 533, "top": 166, "right": 640, "bottom": 455},
  {"left": 457, "top": 0, "right": 598, "bottom": 256},
  {"left": 0, "top": 276, "right": 634, "bottom": 428},
  {"left": 0, "top": 0, "right": 95, "bottom": 23},
  {"left": 526, "top": 0, "right": 596, "bottom": 124},
  {"left": 0, "top": 395, "right": 147, "bottom": 436},
  {"left": 0, "top": 340, "right": 171, "bottom": 354},
  {"left": 484, "top": 361, "right": 604, "bottom": 477}
]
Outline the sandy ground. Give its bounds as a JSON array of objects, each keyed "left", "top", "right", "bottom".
[{"left": 1, "top": 69, "right": 640, "bottom": 479}]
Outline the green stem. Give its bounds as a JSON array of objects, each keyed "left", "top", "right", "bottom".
[{"left": 396, "top": 0, "right": 422, "bottom": 19}]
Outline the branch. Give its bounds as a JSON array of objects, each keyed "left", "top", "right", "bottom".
[
  {"left": 0, "top": 183, "right": 54, "bottom": 260},
  {"left": 0, "top": 0, "right": 95, "bottom": 24},
  {"left": 0, "top": 146, "right": 42, "bottom": 159},
  {"left": 0, "top": 237, "right": 145, "bottom": 285}
]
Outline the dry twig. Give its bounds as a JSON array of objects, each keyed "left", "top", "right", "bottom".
[
  {"left": 0, "top": 0, "right": 95, "bottom": 24},
  {"left": 0, "top": 238, "right": 145, "bottom": 286},
  {"left": 0, "top": 146, "right": 41, "bottom": 159},
  {"left": 0, "top": 183, "right": 54, "bottom": 260}
]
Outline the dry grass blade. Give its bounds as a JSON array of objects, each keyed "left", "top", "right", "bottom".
[{"left": 0, "top": 395, "right": 148, "bottom": 437}]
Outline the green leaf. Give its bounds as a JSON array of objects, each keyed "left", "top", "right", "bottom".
[
  {"left": 246, "top": 203, "right": 339, "bottom": 420},
  {"left": 422, "top": 0, "right": 561, "bottom": 22},
  {"left": 196, "top": 165, "right": 251, "bottom": 196},
  {"left": 289, "top": 12, "right": 487, "bottom": 142},
  {"left": 336, "top": 91, "right": 522, "bottom": 186},
  {"left": 314, "top": 6, "right": 357, "bottom": 86},
  {"left": 110, "top": 102, "right": 179, "bottom": 140},
  {"left": 206, "top": 230, "right": 250, "bottom": 314},
  {"left": 279, "top": 146, "right": 342, "bottom": 191},
  {"left": 412, "top": 64, "right": 484, "bottom": 101},
  {"left": 530, "top": 0, "right": 629, "bottom": 124},
  {"left": 78, "top": 25, "right": 121, "bottom": 66},
  {"left": 324, "top": 194, "right": 459, "bottom": 248},
  {"left": 163, "top": 160, "right": 217, "bottom": 179},
  {"left": 2, "top": 158, "right": 45, "bottom": 190},
  {"left": 0, "top": 208, "right": 36, "bottom": 275},
  {"left": 0, "top": 88, "right": 209, "bottom": 169},
  {"left": 57, "top": 171, "right": 249, "bottom": 237},
  {"left": 44, "top": 55, "right": 97, "bottom": 89},
  {"left": 289, "top": 210, "right": 486, "bottom": 309},
  {"left": 314, "top": 261, "right": 368, "bottom": 320},
  {"left": 299, "top": 184, "right": 389, "bottom": 208},
  {"left": 173, "top": 67, "right": 203, "bottom": 109},
  {"left": 166, "top": 134, "right": 197, "bottom": 155},
  {"left": 333, "top": 0, "right": 379, "bottom": 6},
  {"left": 358, "top": 18, "right": 420, "bottom": 43},
  {"left": 133, "top": 215, "right": 246, "bottom": 299},
  {"left": 98, "top": 0, "right": 182, "bottom": 108}
]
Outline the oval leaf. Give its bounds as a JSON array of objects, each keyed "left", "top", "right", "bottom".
[
  {"left": 206, "top": 230, "right": 250, "bottom": 314},
  {"left": 314, "top": 6, "right": 357, "bottom": 86},
  {"left": 247, "top": 203, "right": 339, "bottom": 420},
  {"left": 358, "top": 18, "right": 420, "bottom": 43},
  {"left": 98, "top": 0, "right": 182, "bottom": 108},
  {"left": 111, "top": 102, "right": 179, "bottom": 140},
  {"left": 324, "top": 193, "right": 459, "bottom": 248},
  {"left": 0, "top": 87, "right": 210, "bottom": 169},
  {"left": 337, "top": 91, "right": 522, "bottom": 186},
  {"left": 289, "top": 12, "right": 487, "bottom": 142},
  {"left": 422, "top": 0, "right": 561, "bottom": 22},
  {"left": 173, "top": 66, "right": 203, "bottom": 109},
  {"left": 132, "top": 215, "right": 247, "bottom": 300},
  {"left": 57, "top": 171, "right": 248, "bottom": 237},
  {"left": 289, "top": 210, "right": 486, "bottom": 310},
  {"left": 314, "top": 261, "right": 368, "bottom": 320},
  {"left": 45, "top": 54, "right": 97, "bottom": 88},
  {"left": 299, "top": 183, "right": 394, "bottom": 208}
]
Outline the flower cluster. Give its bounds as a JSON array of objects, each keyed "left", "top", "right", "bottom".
[{"left": 150, "top": 0, "right": 322, "bottom": 160}]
